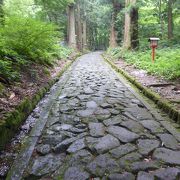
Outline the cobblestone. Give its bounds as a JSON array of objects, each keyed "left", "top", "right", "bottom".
[{"left": 7, "top": 52, "right": 180, "bottom": 179}]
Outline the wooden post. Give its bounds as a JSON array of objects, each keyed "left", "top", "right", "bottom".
[{"left": 152, "top": 47, "right": 155, "bottom": 63}]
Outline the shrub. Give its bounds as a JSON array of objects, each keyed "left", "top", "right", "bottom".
[
  {"left": 0, "top": 15, "right": 61, "bottom": 65},
  {"left": 0, "top": 15, "right": 70, "bottom": 83},
  {"left": 108, "top": 47, "right": 180, "bottom": 80},
  {"left": 0, "top": 59, "right": 19, "bottom": 83}
]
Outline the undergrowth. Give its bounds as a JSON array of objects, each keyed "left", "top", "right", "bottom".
[
  {"left": 0, "top": 16, "right": 72, "bottom": 84},
  {"left": 107, "top": 47, "right": 180, "bottom": 80}
]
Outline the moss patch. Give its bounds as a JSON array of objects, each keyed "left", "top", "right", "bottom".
[
  {"left": 0, "top": 56, "right": 79, "bottom": 150},
  {"left": 0, "top": 83, "right": 5, "bottom": 95},
  {"left": 103, "top": 54, "right": 180, "bottom": 124}
]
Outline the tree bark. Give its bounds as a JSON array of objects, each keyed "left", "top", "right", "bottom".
[
  {"left": 82, "top": 20, "right": 87, "bottom": 49},
  {"left": 109, "top": 16, "right": 118, "bottom": 48},
  {"left": 168, "top": 0, "right": 173, "bottom": 39},
  {"left": 76, "top": 1, "right": 83, "bottom": 51},
  {"left": 131, "top": 4, "right": 139, "bottom": 49},
  {"left": 123, "top": 0, "right": 132, "bottom": 49},
  {"left": 123, "top": 0, "right": 138, "bottom": 50},
  {"left": 67, "top": 5, "right": 77, "bottom": 49},
  {"left": 0, "top": 0, "right": 4, "bottom": 25},
  {"left": 109, "top": 0, "right": 122, "bottom": 47}
]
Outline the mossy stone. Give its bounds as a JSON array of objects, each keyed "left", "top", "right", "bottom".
[
  {"left": 103, "top": 55, "right": 180, "bottom": 124},
  {"left": 0, "top": 57, "right": 77, "bottom": 151}
]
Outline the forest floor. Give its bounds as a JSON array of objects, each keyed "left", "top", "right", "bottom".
[
  {"left": 113, "top": 58, "right": 180, "bottom": 111},
  {"left": 0, "top": 53, "right": 78, "bottom": 178},
  {"left": 3, "top": 52, "right": 180, "bottom": 180},
  {"left": 0, "top": 53, "right": 79, "bottom": 121}
]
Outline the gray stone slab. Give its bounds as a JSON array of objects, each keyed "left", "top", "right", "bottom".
[
  {"left": 108, "top": 172, "right": 135, "bottom": 180},
  {"left": 137, "top": 139, "right": 160, "bottom": 155},
  {"left": 86, "top": 154, "right": 119, "bottom": 177},
  {"left": 137, "top": 171, "right": 154, "bottom": 180},
  {"left": 119, "top": 152, "right": 143, "bottom": 169},
  {"left": 157, "top": 133, "right": 180, "bottom": 150},
  {"left": 86, "top": 101, "right": 98, "bottom": 109},
  {"left": 69, "top": 150, "right": 93, "bottom": 166},
  {"left": 77, "top": 95, "right": 91, "bottom": 101},
  {"left": 84, "top": 87, "right": 94, "bottom": 94},
  {"left": 121, "top": 120, "right": 144, "bottom": 133},
  {"left": 153, "top": 167, "right": 180, "bottom": 180},
  {"left": 41, "top": 135, "right": 65, "bottom": 146},
  {"left": 103, "top": 115, "right": 122, "bottom": 126},
  {"left": 77, "top": 109, "right": 94, "bottom": 117},
  {"left": 36, "top": 144, "right": 51, "bottom": 155},
  {"left": 153, "top": 148, "right": 180, "bottom": 165},
  {"left": 69, "top": 127, "right": 87, "bottom": 134},
  {"left": 94, "top": 134, "right": 120, "bottom": 154},
  {"left": 109, "top": 109, "right": 120, "bottom": 115},
  {"left": 67, "top": 138, "right": 86, "bottom": 153},
  {"left": 50, "top": 124, "right": 72, "bottom": 132},
  {"left": 160, "top": 121, "right": 180, "bottom": 142},
  {"left": 140, "top": 120, "right": 164, "bottom": 133},
  {"left": 130, "top": 161, "right": 160, "bottom": 173},
  {"left": 68, "top": 98, "right": 80, "bottom": 106},
  {"left": 107, "top": 126, "right": 139, "bottom": 143},
  {"left": 53, "top": 133, "right": 87, "bottom": 153},
  {"left": 100, "top": 103, "right": 113, "bottom": 108},
  {"left": 110, "top": 143, "right": 137, "bottom": 158},
  {"left": 94, "top": 108, "right": 111, "bottom": 120},
  {"left": 29, "top": 154, "right": 64, "bottom": 177},
  {"left": 125, "top": 106, "right": 153, "bottom": 120},
  {"left": 89, "top": 122, "right": 105, "bottom": 137},
  {"left": 85, "top": 136, "right": 99, "bottom": 152},
  {"left": 64, "top": 167, "right": 90, "bottom": 180}
]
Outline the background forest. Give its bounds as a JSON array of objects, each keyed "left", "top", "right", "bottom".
[{"left": 0, "top": 0, "right": 179, "bottom": 84}]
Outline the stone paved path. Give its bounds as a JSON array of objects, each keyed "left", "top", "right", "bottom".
[{"left": 8, "top": 52, "right": 180, "bottom": 180}]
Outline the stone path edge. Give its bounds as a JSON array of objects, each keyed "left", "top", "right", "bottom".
[
  {"left": 6, "top": 55, "right": 81, "bottom": 180},
  {"left": 102, "top": 54, "right": 180, "bottom": 124},
  {"left": 0, "top": 54, "right": 81, "bottom": 151}
]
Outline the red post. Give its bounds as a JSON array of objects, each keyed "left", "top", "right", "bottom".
[
  {"left": 151, "top": 45, "right": 157, "bottom": 63},
  {"left": 152, "top": 47, "right": 155, "bottom": 63}
]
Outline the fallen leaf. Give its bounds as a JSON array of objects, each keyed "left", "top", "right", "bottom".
[{"left": 9, "top": 92, "right": 15, "bottom": 100}]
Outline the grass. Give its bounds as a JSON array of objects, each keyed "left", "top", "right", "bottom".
[{"left": 108, "top": 47, "right": 180, "bottom": 80}]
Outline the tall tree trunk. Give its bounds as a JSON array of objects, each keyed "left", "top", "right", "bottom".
[
  {"left": 123, "top": 0, "right": 132, "bottom": 49},
  {"left": 123, "top": 0, "right": 138, "bottom": 50},
  {"left": 0, "top": 0, "right": 4, "bottom": 25},
  {"left": 131, "top": 4, "right": 139, "bottom": 49},
  {"left": 76, "top": 1, "right": 83, "bottom": 51},
  {"left": 158, "top": 0, "right": 164, "bottom": 37},
  {"left": 82, "top": 20, "right": 87, "bottom": 49},
  {"left": 109, "top": 15, "right": 118, "bottom": 47},
  {"left": 109, "top": 0, "right": 122, "bottom": 47},
  {"left": 67, "top": 5, "right": 77, "bottom": 49},
  {"left": 168, "top": 0, "right": 173, "bottom": 39}
]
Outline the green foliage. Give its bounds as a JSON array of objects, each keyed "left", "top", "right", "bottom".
[
  {"left": 139, "top": 0, "right": 180, "bottom": 41},
  {"left": 108, "top": 47, "right": 180, "bottom": 80},
  {"left": 58, "top": 46, "right": 73, "bottom": 59},
  {"left": 0, "top": 0, "right": 74, "bottom": 84},
  {"left": 4, "top": 0, "right": 39, "bottom": 17},
  {"left": 0, "top": 16, "right": 61, "bottom": 64},
  {"left": 0, "top": 15, "right": 73, "bottom": 83},
  {"left": 34, "top": 0, "right": 74, "bottom": 27},
  {"left": 85, "top": 0, "right": 112, "bottom": 50},
  {"left": 0, "top": 59, "right": 19, "bottom": 82}
]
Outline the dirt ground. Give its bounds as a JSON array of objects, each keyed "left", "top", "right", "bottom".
[
  {"left": 0, "top": 56, "right": 77, "bottom": 177},
  {"left": 115, "top": 59, "right": 180, "bottom": 111},
  {"left": 0, "top": 60, "right": 68, "bottom": 120}
]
